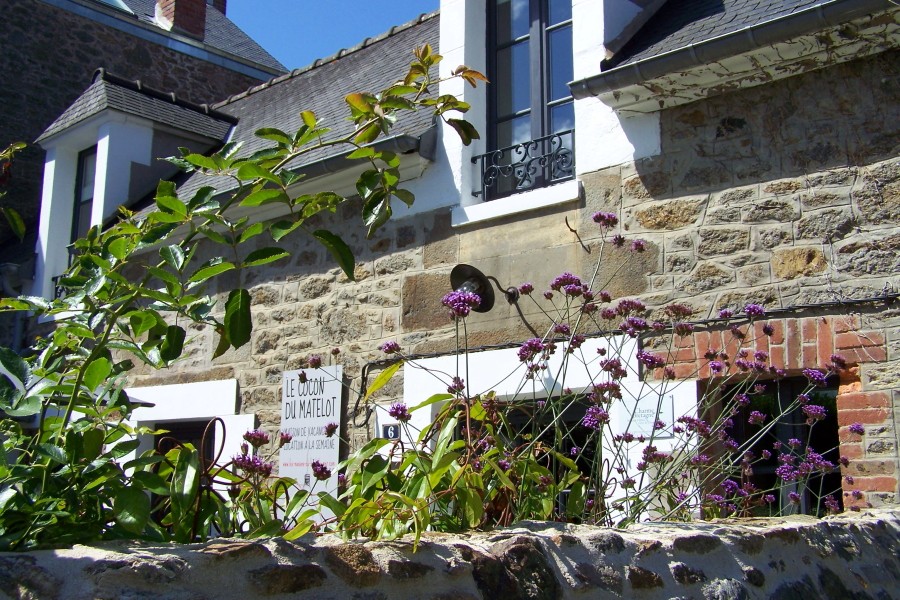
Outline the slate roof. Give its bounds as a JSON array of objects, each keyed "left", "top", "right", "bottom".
[
  {"left": 36, "top": 70, "right": 236, "bottom": 143},
  {"left": 608, "top": 0, "right": 831, "bottom": 69},
  {"left": 172, "top": 11, "right": 440, "bottom": 199},
  {"left": 115, "top": 0, "right": 286, "bottom": 72}
]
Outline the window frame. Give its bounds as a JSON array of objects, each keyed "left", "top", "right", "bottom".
[{"left": 71, "top": 146, "right": 97, "bottom": 245}]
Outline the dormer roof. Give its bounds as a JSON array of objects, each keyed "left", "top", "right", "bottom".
[{"left": 36, "top": 69, "right": 236, "bottom": 144}]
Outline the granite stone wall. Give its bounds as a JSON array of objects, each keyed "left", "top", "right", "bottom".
[{"left": 2, "top": 507, "right": 897, "bottom": 599}]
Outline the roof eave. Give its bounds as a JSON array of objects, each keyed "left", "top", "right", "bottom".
[{"left": 570, "top": 0, "right": 893, "bottom": 101}]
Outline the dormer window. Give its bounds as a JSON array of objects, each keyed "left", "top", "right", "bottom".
[{"left": 473, "top": 0, "right": 575, "bottom": 200}]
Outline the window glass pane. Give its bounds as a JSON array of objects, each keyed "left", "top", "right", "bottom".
[
  {"left": 550, "top": 102, "right": 574, "bottom": 133},
  {"left": 79, "top": 152, "right": 96, "bottom": 203},
  {"left": 497, "top": 113, "right": 532, "bottom": 148},
  {"left": 547, "top": 0, "right": 571, "bottom": 25},
  {"left": 495, "top": 41, "right": 531, "bottom": 118},
  {"left": 495, "top": 0, "right": 530, "bottom": 43},
  {"left": 548, "top": 25, "right": 573, "bottom": 102},
  {"left": 75, "top": 201, "right": 92, "bottom": 240}
]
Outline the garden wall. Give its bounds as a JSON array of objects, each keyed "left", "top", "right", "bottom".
[{"left": 2, "top": 507, "right": 898, "bottom": 599}]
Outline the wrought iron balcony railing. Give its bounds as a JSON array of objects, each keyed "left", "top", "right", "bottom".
[{"left": 471, "top": 129, "right": 575, "bottom": 201}]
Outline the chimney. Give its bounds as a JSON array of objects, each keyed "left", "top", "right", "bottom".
[
  {"left": 156, "top": 0, "right": 207, "bottom": 39},
  {"left": 209, "top": 0, "right": 226, "bottom": 14}
]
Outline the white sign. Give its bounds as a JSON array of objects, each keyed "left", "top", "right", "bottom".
[{"left": 280, "top": 366, "right": 342, "bottom": 507}]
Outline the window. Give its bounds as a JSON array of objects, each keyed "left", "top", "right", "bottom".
[
  {"left": 72, "top": 147, "right": 97, "bottom": 244},
  {"left": 727, "top": 376, "right": 841, "bottom": 516},
  {"left": 474, "top": 0, "right": 575, "bottom": 200}
]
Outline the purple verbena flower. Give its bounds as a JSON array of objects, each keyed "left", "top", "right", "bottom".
[
  {"left": 279, "top": 431, "right": 293, "bottom": 446},
  {"left": 307, "top": 354, "right": 322, "bottom": 369},
  {"left": 550, "top": 272, "right": 582, "bottom": 292},
  {"left": 802, "top": 404, "right": 827, "bottom": 423},
  {"left": 709, "top": 360, "right": 725, "bottom": 374},
  {"left": 748, "top": 411, "right": 767, "bottom": 425},
  {"left": 311, "top": 460, "right": 332, "bottom": 481},
  {"left": 762, "top": 323, "right": 775, "bottom": 336},
  {"left": 243, "top": 429, "right": 270, "bottom": 448},
  {"left": 612, "top": 234, "right": 626, "bottom": 247},
  {"left": 743, "top": 303, "right": 766, "bottom": 317},
  {"left": 442, "top": 290, "right": 481, "bottom": 319},
  {"left": 718, "top": 308, "right": 734, "bottom": 319},
  {"left": 849, "top": 422, "right": 865, "bottom": 435},
  {"left": 447, "top": 376, "right": 466, "bottom": 394},
  {"left": 636, "top": 350, "right": 666, "bottom": 369},
  {"left": 803, "top": 368, "right": 828, "bottom": 387},
  {"left": 497, "top": 459, "right": 511, "bottom": 471},
  {"left": 379, "top": 340, "right": 401, "bottom": 354},
  {"left": 674, "top": 322, "right": 694, "bottom": 336},
  {"left": 518, "top": 282, "right": 534, "bottom": 295},
  {"left": 630, "top": 239, "right": 646, "bottom": 252},
  {"left": 592, "top": 211, "right": 619, "bottom": 228},
  {"left": 788, "top": 491, "right": 801, "bottom": 504},
  {"left": 518, "top": 338, "right": 545, "bottom": 363},
  {"left": 388, "top": 402, "right": 411, "bottom": 423},
  {"left": 324, "top": 422, "right": 338, "bottom": 438},
  {"left": 582, "top": 405, "right": 610, "bottom": 430}
]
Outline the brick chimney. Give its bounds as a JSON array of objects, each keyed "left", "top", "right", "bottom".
[
  {"left": 209, "top": 0, "right": 226, "bottom": 14},
  {"left": 156, "top": 0, "right": 207, "bottom": 39}
]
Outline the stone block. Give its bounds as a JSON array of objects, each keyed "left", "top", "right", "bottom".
[
  {"left": 835, "top": 234, "right": 900, "bottom": 277},
  {"left": 677, "top": 263, "right": 734, "bottom": 295},
  {"left": 634, "top": 199, "right": 702, "bottom": 230},
  {"left": 771, "top": 248, "right": 827, "bottom": 279},
  {"left": 401, "top": 272, "right": 450, "bottom": 331},
  {"left": 698, "top": 228, "right": 750, "bottom": 257},
  {"left": 744, "top": 199, "right": 799, "bottom": 223},
  {"left": 796, "top": 208, "right": 854, "bottom": 242}
]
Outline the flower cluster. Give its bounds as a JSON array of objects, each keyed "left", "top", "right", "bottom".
[
  {"left": 636, "top": 350, "right": 665, "bottom": 369},
  {"left": 307, "top": 354, "right": 322, "bottom": 369},
  {"left": 279, "top": 432, "right": 293, "bottom": 446},
  {"left": 441, "top": 290, "right": 481, "bottom": 319},
  {"left": 802, "top": 404, "right": 827, "bottom": 424},
  {"left": 518, "top": 282, "right": 534, "bottom": 295},
  {"left": 243, "top": 429, "right": 270, "bottom": 448},
  {"left": 311, "top": 460, "right": 331, "bottom": 481},
  {"left": 379, "top": 340, "right": 401, "bottom": 354},
  {"left": 517, "top": 338, "right": 546, "bottom": 363},
  {"left": 233, "top": 454, "right": 273, "bottom": 477},
  {"left": 592, "top": 211, "right": 619, "bottom": 228},
  {"left": 582, "top": 405, "right": 610, "bottom": 430},
  {"left": 802, "top": 368, "right": 829, "bottom": 387},
  {"left": 388, "top": 402, "right": 411, "bottom": 422},
  {"left": 325, "top": 422, "right": 339, "bottom": 437},
  {"left": 447, "top": 376, "right": 466, "bottom": 394}
]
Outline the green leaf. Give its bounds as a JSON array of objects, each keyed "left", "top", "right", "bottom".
[
  {"left": 241, "top": 188, "right": 289, "bottom": 207},
  {"left": 198, "top": 226, "right": 230, "bottom": 245},
  {"left": 300, "top": 110, "right": 317, "bottom": 129},
  {"left": 83, "top": 358, "right": 112, "bottom": 392},
  {"left": 243, "top": 247, "right": 289, "bottom": 268},
  {"left": 365, "top": 361, "right": 402, "bottom": 401},
  {"left": 183, "top": 153, "right": 219, "bottom": 171},
  {"left": 0, "top": 347, "right": 28, "bottom": 395},
  {"left": 128, "top": 310, "right": 160, "bottom": 337},
  {"left": 132, "top": 471, "right": 169, "bottom": 495},
  {"left": 354, "top": 122, "right": 381, "bottom": 145},
  {"left": 312, "top": 230, "right": 355, "bottom": 281},
  {"left": 236, "top": 163, "right": 280, "bottom": 185},
  {"left": 186, "top": 186, "right": 217, "bottom": 211},
  {"left": 224, "top": 288, "right": 252, "bottom": 348},
  {"left": 270, "top": 219, "right": 303, "bottom": 242},
  {"left": 346, "top": 147, "right": 375, "bottom": 160},
  {"left": 360, "top": 455, "right": 391, "bottom": 493},
  {"left": 1, "top": 207, "right": 26, "bottom": 241},
  {"left": 36, "top": 443, "right": 68, "bottom": 464},
  {"left": 237, "top": 222, "right": 265, "bottom": 244},
  {"left": 316, "top": 492, "right": 347, "bottom": 518},
  {"left": 155, "top": 193, "right": 187, "bottom": 217},
  {"left": 362, "top": 192, "right": 391, "bottom": 237},
  {"left": 345, "top": 93, "right": 372, "bottom": 114},
  {"left": 160, "top": 245, "right": 186, "bottom": 271},
  {"left": 107, "top": 237, "right": 129, "bottom": 261},
  {"left": 255, "top": 128, "right": 293, "bottom": 145},
  {"left": 394, "top": 189, "right": 415, "bottom": 207},
  {"left": 188, "top": 259, "right": 235, "bottom": 284},
  {"left": 159, "top": 325, "right": 186, "bottom": 363},
  {"left": 114, "top": 487, "right": 151, "bottom": 534},
  {"left": 447, "top": 119, "right": 480, "bottom": 146}
]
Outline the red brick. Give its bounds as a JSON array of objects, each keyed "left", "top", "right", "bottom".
[
  {"left": 834, "top": 331, "right": 885, "bottom": 350},
  {"left": 851, "top": 476, "right": 898, "bottom": 493},
  {"left": 816, "top": 318, "right": 834, "bottom": 367},
  {"left": 839, "top": 346, "right": 888, "bottom": 364},
  {"left": 839, "top": 443, "right": 864, "bottom": 459},
  {"left": 786, "top": 319, "right": 801, "bottom": 370},
  {"left": 801, "top": 318, "right": 818, "bottom": 343},
  {"left": 802, "top": 343, "right": 818, "bottom": 369},
  {"left": 837, "top": 392, "right": 891, "bottom": 410},
  {"left": 769, "top": 319, "right": 785, "bottom": 344},
  {"left": 837, "top": 408, "right": 890, "bottom": 426},
  {"left": 839, "top": 368, "right": 862, "bottom": 394},
  {"left": 769, "top": 345, "right": 785, "bottom": 370},
  {"left": 671, "top": 363, "right": 697, "bottom": 379},
  {"left": 675, "top": 333, "right": 694, "bottom": 349},
  {"left": 673, "top": 348, "right": 697, "bottom": 363},
  {"left": 833, "top": 315, "right": 861, "bottom": 334},
  {"left": 753, "top": 328, "right": 770, "bottom": 356}
]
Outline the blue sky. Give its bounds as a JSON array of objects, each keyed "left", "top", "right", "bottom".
[{"left": 227, "top": 1, "right": 440, "bottom": 70}]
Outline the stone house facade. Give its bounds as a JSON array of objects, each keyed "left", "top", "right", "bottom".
[{"left": 28, "top": 0, "right": 900, "bottom": 511}]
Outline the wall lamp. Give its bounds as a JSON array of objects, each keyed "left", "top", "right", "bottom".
[{"left": 449, "top": 264, "right": 520, "bottom": 313}]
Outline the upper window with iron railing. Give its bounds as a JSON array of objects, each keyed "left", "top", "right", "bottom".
[{"left": 471, "top": 128, "right": 574, "bottom": 200}]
